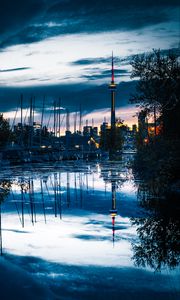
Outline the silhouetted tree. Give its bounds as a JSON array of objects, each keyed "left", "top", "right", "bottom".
[
  {"left": 131, "top": 50, "right": 180, "bottom": 205},
  {"left": 131, "top": 215, "right": 180, "bottom": 271},
  {"left": 131, "top": 49, "right": 180, "bottom": 138},
  {"left": 0, "top": 114, "right": 12, "bottom": 148}
]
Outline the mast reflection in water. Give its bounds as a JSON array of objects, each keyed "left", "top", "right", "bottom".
[{"left": 0, "top": 160, "right": 179, "bottom": 300}]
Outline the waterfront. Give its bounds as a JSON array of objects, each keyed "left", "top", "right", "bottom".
[{"left": 0, "top": 156, "right": 179, "bottom": 300}]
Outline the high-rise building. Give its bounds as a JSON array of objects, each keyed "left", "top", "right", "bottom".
[{"left": 132, "top": 124, "right": 137, "bottom": 133}]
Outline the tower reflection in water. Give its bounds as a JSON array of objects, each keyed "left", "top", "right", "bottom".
[
  {"left": 109, "top": 178, "right": 118, "bottom": 247},
  {"left": 0, "top": 162, "right": 179, "bottom": 272},
  {"left": 0, "top": 165, "right": 122, "bottom": 254}
]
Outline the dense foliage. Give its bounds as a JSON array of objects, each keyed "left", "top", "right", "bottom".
[
  {"left": 131, "top": 49, "right": 180, "bottom": 138},
  {"left": 131, "top": 49, "right": 180, "bottom": 193},
  {"left": 0, "top": 114, "right": 12, "bottom": 148},
  {"left": 130, "top": 50, "right": 180, "bottom": 270}
]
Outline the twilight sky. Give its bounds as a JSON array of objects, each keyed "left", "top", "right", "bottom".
[{"left": 0, "top": 0, "right": 179, "bottom": 128}]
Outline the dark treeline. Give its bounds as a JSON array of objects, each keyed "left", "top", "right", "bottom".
[
  {"left": 131, "top": 49, "right": 180, "bottom": 139},
  {"left": 131, "top": 49, "right": 180, "bottom": 201},
  {"left": 130, "top": 49, "right": 180, "bottom": 271}
]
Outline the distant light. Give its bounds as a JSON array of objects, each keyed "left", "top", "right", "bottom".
[{"left": 144, "top": 138, "right": 149, "bottom": 144}]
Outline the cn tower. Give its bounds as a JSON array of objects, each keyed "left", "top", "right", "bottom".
[{"left": 109, "top": 52, "right": 117, "bottom": 152}]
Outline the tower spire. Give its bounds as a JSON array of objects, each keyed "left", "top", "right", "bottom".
[{"left": 111, "top": 51, "right": 114, "bottom": 84}]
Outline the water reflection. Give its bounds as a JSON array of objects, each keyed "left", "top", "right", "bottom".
[
  {"left": 131, "top": 197, "right": 180, "bottom": 271},
  {"left": 0, "top": 161, "right": 130, "bottom": 256},
  {"left": 132, "top": 168, "right": 180, "bottom": 271},
  {"left": 0, "top": 160, "right": 179, "bottom": 274},
  {"left": 0, "top": 180, "right": 12, "bottom": 255},
  {"left": 0, "top": 159, "right": 180, "bottom": 300},
  {"left": 109, "top": 179, "right": 117, "bottom": 246}
]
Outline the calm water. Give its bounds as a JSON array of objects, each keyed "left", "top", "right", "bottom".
[{"left": 0, "top": 156, "right": 179, "bottom": 300}]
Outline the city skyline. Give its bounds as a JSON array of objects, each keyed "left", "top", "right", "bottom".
[{"left": 0, "top": 1, "right": 179, "bottom": 127}]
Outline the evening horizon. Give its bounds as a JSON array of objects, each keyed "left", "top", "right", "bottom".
[{"left": 0, "top": 0, "right": 179, "bottom": 127}]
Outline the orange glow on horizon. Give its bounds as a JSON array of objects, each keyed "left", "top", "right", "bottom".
[{"left": 3, "top": 105, "right": 138, "bottom": 134}]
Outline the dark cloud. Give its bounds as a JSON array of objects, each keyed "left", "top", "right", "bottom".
[
  {"left": 80, "top": 69, "right": 130, "bottom": 81},
  {"left": 70, "top": 55, "right": 131, "bottom": 65},
  {"left": 0, "top": 0, "right": 179, "bottom": 49},
  {"left": 47, "top": 0, "right": 175, "bottom": 32},
  {"left": 0, "top": 81, "right": 137, "bottom": 114},
  {"left": 0, "top": 67, "right": 31, "bottom": 73},
  {"left": 0, "top": 0, "right": 45, "bottom": 38},
  {"left": 71, "top": 57, "right": 109, "bottom": 66}
]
